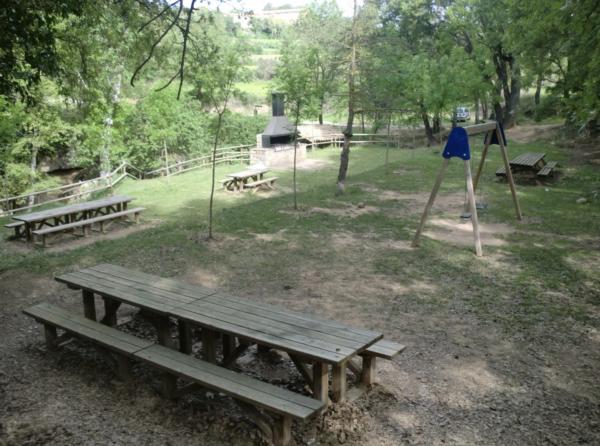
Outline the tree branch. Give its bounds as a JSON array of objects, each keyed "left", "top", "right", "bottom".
[
  {"left": 130, "top": 0, "right": 183, "bottom": 87},
  {"left": 176, "top": 0, "right": 197, "bottom": 100},
  {"left": 138, "top": 0, "right": 180, "bottom": 33}
]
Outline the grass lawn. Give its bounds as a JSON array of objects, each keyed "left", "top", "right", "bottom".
[
  {"left": 236, "top": 79, "right": 273, "bottom": 100},
  {"left": 1, "top": 126, "right": 599, "bottom": 445}
]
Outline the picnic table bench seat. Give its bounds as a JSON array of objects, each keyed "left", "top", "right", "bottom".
[
  {"left": 363, "top": 339, "right": 406, "bottom": 360},
  {"left": 4, "top": 221, "right": 25, "bottom": 238},
  {"left": 537, "top": 161, "right": 558, "bottom": 176},
  {"left": 32, "top": 207, "right": 145, "bottom": 247},
  {"left": 23, "top": 303, "right": 323, "bottom": 446},
  {"left": 244, "top": 177, "right": 278, "bottom": 191},
  {"left": 496, "top": 152, "right": 558, "bottom": 178}
]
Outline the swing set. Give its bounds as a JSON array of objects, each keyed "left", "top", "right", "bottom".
[{"left": 411, "top": 121, "right": 522, "bottom": 257}]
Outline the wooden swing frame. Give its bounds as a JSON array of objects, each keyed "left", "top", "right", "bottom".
[{"left": 412, "top": 120, "right": 522, "bottom": 257}]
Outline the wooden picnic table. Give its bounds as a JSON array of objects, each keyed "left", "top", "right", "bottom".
[
  {"left": 225, "top": 168, "right": 270, "bottom": 192},
  {"left": 12, "top": 195, "right": 133, "bottom": 241},
  {"left": 496, "top": 152, "right": 558, "bottom": 178},
  {"left": 55, "top": 263, "right": 384, "bottom": 403}
]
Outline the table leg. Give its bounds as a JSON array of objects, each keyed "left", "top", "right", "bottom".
[
  {"left": 178, "top": 320, "right": 192, "bottom": 354},
  {"left": 82, "top": 290, "right": 97, "bottom": 321},
  {"left": 257, "top": 345, "right": 271, "bottom": 354},
  {"left": 25, "top": 223, "right": 32, "bottom": 242},
  {"left": 44, "top": 324, "right": 58, "bottom": 351},
  {"left": 156, "top": 315, "right": 173, "bottom": 348},
  {"left": 222, "top": 334, "right": 236, "bottom": 358},
  {"left": 332, "top": 361, "right": 347, "bottom": 402},
  {"left": 313, "top": 362, "right": 329, "bottom": 403},
  {"left": 202, "top": 328, "right": 217, "bottom": 363},
  {"left": 100, "top": 297, "right": 120, "bottom": 326},
  {"left": 161, "top": 373, "right": 177, "bottom": 399},
  {"left": 360, "top": 355, "right": 377, "bottom": 385}
]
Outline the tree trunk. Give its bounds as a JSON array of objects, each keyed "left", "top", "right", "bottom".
[
  {"left": 337, "top": 0, "right": 358, "bottom": 195},
  {"left": 534, "top": 74, "right": 542, "bottom": 106},
  {"left": 475, "top": 97, "right": 480, "bottom": 123},
  {"left": 420, "top": 107, "right": 436, "bottom": 146},
  {"left": 318, "top": 95, "right": 324, "bottom": 125},
  {"left": 492, "top": 48, "right": 520, "bottom": 128},
  {"left": 27, "top": 143, "right": 38, "bottom": 209},
  {"left": 208, "top": 112, "right": 224, "bottom": 240},
  {"left": 432, "top": 114, "right": 441, "bottom": 134},
  {"left": 101, "top": 70, "right": 122, "bottom": 177}
]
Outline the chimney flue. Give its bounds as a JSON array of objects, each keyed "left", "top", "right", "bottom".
[{"left": 272, "top": 93, "right": 284, "bottom": 117}]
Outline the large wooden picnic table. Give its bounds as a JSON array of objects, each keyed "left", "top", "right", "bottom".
[
  {"left": 12, "top": 195, "right": 133, "bottom": 241},
  {"left": 225, "top": 168, "right": 270, "bottom": 192},
  {"left": 55, "top": 263, "right": 383, "bottom": 402}
]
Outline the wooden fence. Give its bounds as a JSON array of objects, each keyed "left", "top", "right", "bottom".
[{"left": 0, "top": 138, "right": 399, "bottom": 217}]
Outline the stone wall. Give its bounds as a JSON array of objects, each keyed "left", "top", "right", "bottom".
[{"left": 250, "top": 144, "right": 307, "bottom": 168}]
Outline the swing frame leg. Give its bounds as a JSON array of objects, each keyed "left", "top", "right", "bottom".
[
  {"left": 412, "top": 158, "right": 449, "bottom": 247},
  {"left": 464, "top": 160, "right": 483, "bottom": 257},
  {"left": 496, "top": 126, "right": 522, "bottom": 220},
  {"left": 473, "top": 131, "right": 492, "bottom": 193}
]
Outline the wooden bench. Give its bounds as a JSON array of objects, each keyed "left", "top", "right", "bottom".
[
  {"left": 23, "top": 302, "right": 153, "bottom": 379},
  {"left": 537, "top": 161, "right": 558, "bottom": 176},
  {"left": 4, "top": 221, "right": 25, "bottom": 238},
  {"left": 32, "top": 207, "right": 145, "bottom": 247},
  {"left": 244, "top": 177, "right": 278, "bottom": 191},
  {"left": 363, "top": 339, "right": 406, "bottom": 360},
  {"left": 220, "top": 178, "right": 234, "bottom": 189},
  {"left": 343, "top": 339, "right": 406, "bottom": 388},
  {"left": 24, "top": 303, "right": 324, "bottom": 446}
]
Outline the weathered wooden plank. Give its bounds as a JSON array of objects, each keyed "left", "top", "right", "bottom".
[
  {"left": 204, "top": 293, "right": 381, "bottom": 342},
  {"left": 23, "top": 303, "right": 152, "bottom": 355},
  {"left": 171, "top": 307, "right": 347, "bottom": 364},
  {"left": 91, "top": 264, "right": 216, "bottom": 301},
  {"left": 462, "top": 121, "right": 498, "bottom": 136},
  {"left": 178, "top": 301, "right": 357, "bottom": 360},
  {"left": 364, "top": 340, "right": 406, "bottom": 359},
  {"left": 55, "top": 272, "right": 178, "bottom": 315},
  {"left": 186, "top": 299, "right": 365, "bottom": 355},
  {"left": 134, "top": 344, "right": 324, "bottom": 419},
  {"left": 78, "top": 268, "right": 198, "bottom": 306}
]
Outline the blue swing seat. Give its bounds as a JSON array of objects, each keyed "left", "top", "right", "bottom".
[{"left": 443, "top": 127, "right": 471, "bottom": 160}]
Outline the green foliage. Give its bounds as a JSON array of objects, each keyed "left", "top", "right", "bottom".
[
  {"left": 216, "top": 113, "right": 268, "bottom": 147},
  {"left": 0, "top": 0, "right": 83, "bottom": 102},
  {"left": 275, "top": 1, "right": 347, "bottom": 122}
]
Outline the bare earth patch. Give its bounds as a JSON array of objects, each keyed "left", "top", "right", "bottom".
[
  {"left": 423, "top": 218, "right": 515, "bottom": 247},
  {"left": 506, "top": 123, "right": 563, "bottom": 144}
]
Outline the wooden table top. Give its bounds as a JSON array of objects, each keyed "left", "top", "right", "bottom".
[
  {"left": 226, "top": 168, "right": 269, "bottom": 179},
  {"left": 509, "top": 152, "right": 546, "bottom": 167},
  {"left": 56, "top": 264, "right": 382, "bottom": 365},
  {"left": 13, "top": 195, "right": 133, "bottom": 223}
]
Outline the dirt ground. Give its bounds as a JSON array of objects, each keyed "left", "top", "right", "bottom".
[{"left": 2, "top": 231, "right": 599, "bottom": 446}]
